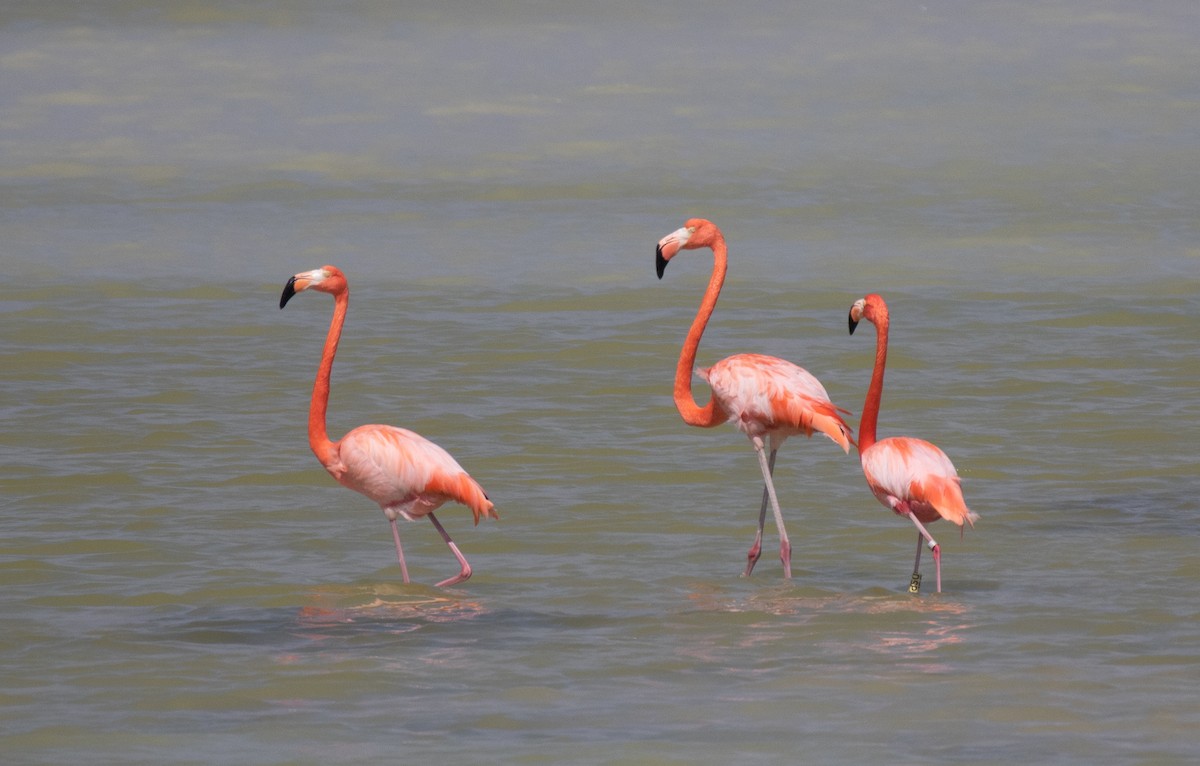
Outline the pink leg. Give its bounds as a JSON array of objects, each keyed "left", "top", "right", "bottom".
[
  {"left": 744, "top": 447, "right": 778, "bottom": 577},
  {"left": 752, "top": 438, "right": 791, "bottom": 578},
  {"left": 932, "top": 545, "right": 942, "bottom": 593},
  {"left": 903, "top": 513, "right": 941, "bottom": 593},
  {"left": 389, "top": 519, "right": 411, "bottom": 584},
  {"left": 428, "top": 512, "right": 472, "bottom": 587}
]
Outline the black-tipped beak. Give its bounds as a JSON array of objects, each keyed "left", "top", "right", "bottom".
[
  {"left": 656, "top": 245, "right": 668, "bottom": 279},
  {"left": 280, "top": 276, "right": 298, "bottom": 309},
  {"left": 848, "top": 313, "right": 859, "bottom": 335}
]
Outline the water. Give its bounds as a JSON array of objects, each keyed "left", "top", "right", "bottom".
[{"left": 2, "top": 2, "right": 1198, "bottom": 764}]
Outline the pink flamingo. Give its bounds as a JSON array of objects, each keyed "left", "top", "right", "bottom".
[
  {"left": 656, "top": 219, "right": 853, "bottom": 578},
  {"left": 280, "top": 265, "right": 497, "bottom": 587},
  {"left": 848, "top": 293, "right": 978, "bottom": 593}
]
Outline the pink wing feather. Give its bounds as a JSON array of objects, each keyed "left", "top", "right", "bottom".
[
  {"left": 860, "top": 436, "right": 977, "bottom": 527},
  {"left": 331, "top": 425, "right": 495, "bottom": 525},
  {"left": 701, "top": 353, "right": 853, "bottom": 451}
]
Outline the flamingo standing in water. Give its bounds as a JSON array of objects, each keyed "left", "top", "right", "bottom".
[
  {"left": 848, "top": 293, "right": 978, "bottom": 593},
  {"left": 279, "top": 265, "right": 497, "bottom": 587},
  {"left": 656, "top": 219, "right": 853, "bottom": 578}
]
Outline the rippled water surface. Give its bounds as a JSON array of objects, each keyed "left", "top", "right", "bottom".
[{"left": 2, "top": 2, "right": 1198, "bottom": 764}]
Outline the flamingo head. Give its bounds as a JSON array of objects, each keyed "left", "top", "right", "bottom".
[
  {"left": 656, "top": 218, "right": 721, "bottom": 279},
  {"left": 848, "top": 293, "right": 888, "bottom": 334},
  {"left": 280, "top": 265, "right": 347, "bottom": 308}
]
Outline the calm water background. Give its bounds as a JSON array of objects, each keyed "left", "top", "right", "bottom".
[{"left": 2, "top": 1, "right": 1198, "bottom": 764}]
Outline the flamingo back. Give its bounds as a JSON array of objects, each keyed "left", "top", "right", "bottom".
[
  {"left": 330, "top": 425, "right": 496, "bottom": 525},
  {"left": 861, "top": 436, "right": 977, "bottom": 527},
  {"left": 700, "top": 353, "right": 853, "bottom": 451}
]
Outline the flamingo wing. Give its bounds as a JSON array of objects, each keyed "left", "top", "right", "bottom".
[
  {"left": 702, "top": 353, "right": 853, "bottom": 451},
  {"left": 860, "top": 436, "right": 977, "bottom": 527},
  {"left": 334, "top": 425, "right": 495, "bottom": 524}
]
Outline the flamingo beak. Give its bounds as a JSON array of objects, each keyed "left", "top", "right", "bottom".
[
  {"left": 848, "top": 298, "right": 865, "bottom": 334},
  {"left": 280, "top": 276, "right": 299, "bottom": 309},
  {"left": 280, "top": 268, "right": 330, "bottom": 308},
  {"left": 655, "top": 227, "right": 689, "bottom": 279}
]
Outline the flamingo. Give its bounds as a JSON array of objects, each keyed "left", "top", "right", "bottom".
[
  {"left": 848, "top": 293, "right": 978, "bottom": 593},
  {"left": 279, "top": 265, "right": 497, "bottom": 587},
  {"left": 656, "top": 219, "right": 853, "bottom": 578}
]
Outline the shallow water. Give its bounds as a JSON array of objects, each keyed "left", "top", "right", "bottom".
[{"left": 2, "top": 2, "right": 1199, "bottom": 764}]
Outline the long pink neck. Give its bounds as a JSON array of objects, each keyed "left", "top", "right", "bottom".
[
  {"left": 674, "top": 236, "right": 727, "bottom": 428},
  {"left": 309, "top": 289, "right": 347, "bottom": 467},
  {"left": 859, "top": 314, "right": 889, "bottom": 453}
]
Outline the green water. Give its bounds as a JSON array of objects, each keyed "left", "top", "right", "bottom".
[{"left": 2, "top": 2, "right": 1198, "bottom": 764}]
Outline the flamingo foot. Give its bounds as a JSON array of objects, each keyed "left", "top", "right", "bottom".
[
  {"left": 435, "top": 563, "right": 472, "bottom": 588},
  {"left": 428, "top": 514, "right": 473, "bottom": 588},
  {"left": 435, "top": 541, "right": 472, "bottom": 587},
  {"left": 744, "top": 538, "right": 763, "bottom": 577},
  {"left": 779, "top": 539, "right": 792, "bottom": 579}
]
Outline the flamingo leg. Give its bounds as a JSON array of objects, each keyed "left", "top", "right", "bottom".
[
  {"left": 428, "top": 512, "right": 472, "bottom": 587},
  {"left": 389, "top": 519, "right": 411, "bottom": 584},
  {"left": 909, "top": 533, "right": 923, "bottom": 593},
  {"left": 752, "top": 437, "right": 791, "bottom": 578},
  {"left": 903, "top": 513, "right": 941, "bottom": 593},
  {"left": 743, "top": 447, "right": 778, "bottom": 577},
  {"left": 932, "top": 544, "right": 942, "bottom": 594}
]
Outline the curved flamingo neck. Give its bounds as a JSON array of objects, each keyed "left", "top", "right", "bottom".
[
  {"left": 675, "top": 235, "right": 727, "bottom": 428},
  {"left": 309, "top": 288, "right": 347, "bottom": 467},
  {"left": 859, "top": 313, "right": 889, "bottom": 454}
]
